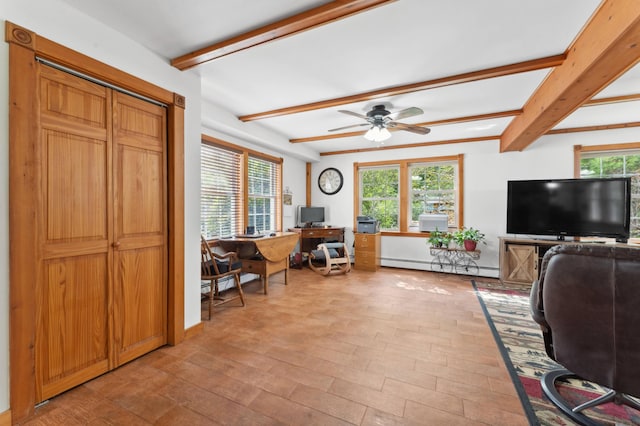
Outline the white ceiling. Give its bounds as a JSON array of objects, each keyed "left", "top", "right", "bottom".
[{"left": 58, "top": 0, "right": 640, "bottom": 155}]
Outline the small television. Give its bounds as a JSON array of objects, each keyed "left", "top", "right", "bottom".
[
  {"left": 297, "top": 206, "right": 325, "bottom": 227},
  {"left": 506, "top": 177, "right": 631, "bottom": 242}
]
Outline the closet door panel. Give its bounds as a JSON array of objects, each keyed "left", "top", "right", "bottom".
[
  {"left": 114, "top": 246, "right": 165, "bottom": 365},
  {"left": 44, "top": 130, "right": 108, "bottom": 241},
  {"left": 36, "top": 64, "right": 112, "bottom": 401},
  {"left": 37, "top": 255, "right": 109, "bottom": 400},
  {"left": 119, "top": 146, "right": 164, "bottom": 235},
  {"left": 112, "top": 92, "right": 167, "bottom": 365}
]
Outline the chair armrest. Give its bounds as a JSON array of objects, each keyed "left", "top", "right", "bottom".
[{"left": 213, "top": 251, "right": 239, "bottom": 263}]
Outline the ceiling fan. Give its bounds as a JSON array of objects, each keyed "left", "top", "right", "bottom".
[{"left": 328, "top": 104, "right": 431, "bottom": 142}]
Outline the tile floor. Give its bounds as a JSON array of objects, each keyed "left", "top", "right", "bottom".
[{"left": 22, "top": 267, "right": 529, "bottom": 425}]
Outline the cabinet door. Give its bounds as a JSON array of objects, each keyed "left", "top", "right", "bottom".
[{"left": 504, "top": 244, "right": 538, "bottom": 284}]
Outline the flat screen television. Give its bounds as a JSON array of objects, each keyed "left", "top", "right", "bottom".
[
  {"left": 297, "top": 206, "right": 325, "bottom": 227},
  {"left": 506, "top": 177, "right": 631, "bottom": 242}
]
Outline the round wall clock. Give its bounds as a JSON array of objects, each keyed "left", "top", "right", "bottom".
[{"left": 318, "top": 167, "right": 343, "bottom": 195}]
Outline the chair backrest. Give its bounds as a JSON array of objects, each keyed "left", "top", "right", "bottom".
[
  {"left": 531, "top": 243, "right": 640, "bottom": 396},
  {"left": 201, "top": 235, "right": 222, "bottom": 277}
]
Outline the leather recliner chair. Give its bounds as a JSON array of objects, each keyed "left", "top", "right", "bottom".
[{"left": 530, "top": 243, "right": 640, "bottom": 425}]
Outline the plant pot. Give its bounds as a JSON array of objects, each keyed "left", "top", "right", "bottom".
[{"left": 463, "top": 240, "right": 477, "bottom": 251}]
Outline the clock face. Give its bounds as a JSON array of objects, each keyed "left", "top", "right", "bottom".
[{"left": 318, "top": 168, "right": 343, "bottom": 195}]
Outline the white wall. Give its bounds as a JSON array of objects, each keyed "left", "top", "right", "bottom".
[
  {"left": 309, "top": 128, "right": 640, "bottom": 277},
  {"left": 1, "top": 0, "right": 202, "bottom": 413}
]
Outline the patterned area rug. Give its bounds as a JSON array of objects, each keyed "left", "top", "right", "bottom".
[{"left": 472, "top": 280, "right": 640, "bottom": 426}]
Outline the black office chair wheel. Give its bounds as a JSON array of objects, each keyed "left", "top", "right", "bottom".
[{"left": 541, "top": 368, "right": 640, "bottom": 426}]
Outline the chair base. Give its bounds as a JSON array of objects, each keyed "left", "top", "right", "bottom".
[
  {"left": 541, "top": 368, "right": 640, "bottom": 426},
  {"left": 308, "top": 243, "right": 351, "bottom": 276},
  {"left": 201, "top": 277, "right": 245, "bottom": 320}
]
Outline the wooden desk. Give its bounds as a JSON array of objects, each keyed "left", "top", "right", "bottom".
[
  {"left": 288, "top": 227, "right": 345, "bottom": 262},
  {"left": 217, "top": 232, "right": 298, "bottom": 294}
]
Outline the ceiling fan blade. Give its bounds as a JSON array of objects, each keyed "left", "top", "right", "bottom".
[
  {"left": 338, "top": 110, "right": 368, "bottom": 120},
  {"left": 389, "top": 121, "right": 431, "bottom": 135},
  {"left": 388, "top": 107, "right": 423, "bottom": 121},
  {"left": 328, "top": 123, "right": 370, "bottom": 132}
]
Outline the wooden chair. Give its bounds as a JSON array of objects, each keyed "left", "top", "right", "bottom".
[
  {"left": 308, "top": 242, "right": 351, "bottom": 276},
  {"left": 201, "top": 235, "right": 245, "bottom": 319}
]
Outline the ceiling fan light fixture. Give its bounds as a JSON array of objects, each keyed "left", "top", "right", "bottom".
[{"left": 364, "top": 125, "right": 391, "bottom": 142}]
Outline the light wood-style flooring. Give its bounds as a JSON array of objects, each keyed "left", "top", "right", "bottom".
[{"left": 22, "top": 267, "right": 529, "bottom": 425}]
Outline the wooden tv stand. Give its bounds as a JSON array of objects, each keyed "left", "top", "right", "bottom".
[
  {"left": 499, "top": 237, "right": 634, "bottom": 286},
  {"left": 500, "top": 237, "right": 579, "bottom": 286}
]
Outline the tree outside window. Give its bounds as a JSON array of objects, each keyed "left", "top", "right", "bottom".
[{"left": 360, "top": 167, "right": 399, "bottom": 231}]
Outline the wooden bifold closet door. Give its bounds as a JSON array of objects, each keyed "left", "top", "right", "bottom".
[{"left": 35, "top": 63, "right": 167, "bottom": 401}]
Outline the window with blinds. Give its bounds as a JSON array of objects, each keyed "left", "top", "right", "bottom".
[
  {"left": 248, "top": 155, "right": 281, "bottom": 233},
  {"left": 201, "top": 143, "right": 242, "bottom": 238}
]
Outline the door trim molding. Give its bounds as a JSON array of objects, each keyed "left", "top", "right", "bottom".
[{"left": 6, "top": 21, "right": 185, "bottom": 422}]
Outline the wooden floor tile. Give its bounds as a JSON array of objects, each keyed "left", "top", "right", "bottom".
[{"left": 26, "top": 267, "right": 527, "bottom": 425}]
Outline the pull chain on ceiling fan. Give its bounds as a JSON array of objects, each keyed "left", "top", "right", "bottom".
[{"left": 328, "top": 104, "right": 431, "bottom": 142}]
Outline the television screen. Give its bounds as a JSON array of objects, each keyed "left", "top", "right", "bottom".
[
  {"left": 298, "top": 206, "right": 325, "bottom": 226},
  {"left": 507, "top": 178, "right": 631, "bottom": 241}
]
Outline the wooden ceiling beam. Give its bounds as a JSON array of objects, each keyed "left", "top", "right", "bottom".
[
  {"left": 584, "top": 92, "right": 640, "bottom": 106},
  {"left": 290, "top": 109, "right": 522, "bottom": 143},
  {"left": 239, "top": 55, "right": 564, "bottom": 122},
  {"left": 319, "top": 136, "right": 498, "bottom": 156},
  {"left": 546, "top": 120, "right": 640, "bottom": 135},
  {"left": 171, "top": 0, "right": 395, "bottom": 70},
  {"left": 500, "top": 0, "right": 640, "bottom": 152}
]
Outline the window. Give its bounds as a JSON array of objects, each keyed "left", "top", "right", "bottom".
[
  {"left": 201, "top": 136, "right": 282, "bottom": 238},
  {"left": 360, "top": 166, "right": 400, "bottom": 230},
  {"left": 410, "top": 162, "right": 457, "bottom": 228},
  {"left": 248, "top": 155, "right": 281, "bottom": 233},
  {"left": 576, "top": 144, "right": 640, "bottom": 238},
  {"left": 356, "top": 155, "right": 463, "bottom": 234},
  {"left": 201, "top": 143, "right": 242, "bottom": 239}
]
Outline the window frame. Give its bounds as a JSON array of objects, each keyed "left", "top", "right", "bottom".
[
  {"left": 353, "top": 154, "right": 464, "bottom": 236},
  {"left": 201, "top": 135, "right": 282, "bottom": 238}
]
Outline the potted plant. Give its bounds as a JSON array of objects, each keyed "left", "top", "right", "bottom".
[
  {"left": 427, "top": 229, "right": 452, "bottom": 248},
  {"left": 452, "top": 227, "right": 486, "bottom": 251}
]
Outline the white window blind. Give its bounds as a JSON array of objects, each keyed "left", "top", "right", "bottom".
[{"left": 201, "top": 143, "right": 242, "bottom": 238}]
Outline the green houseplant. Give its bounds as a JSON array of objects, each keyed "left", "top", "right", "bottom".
[
  {"left": 452, "top": 227, "right": 486, "bottom": 251},
  {"left": 427, "top": 229, "right": 452, "bottom": 248}
]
